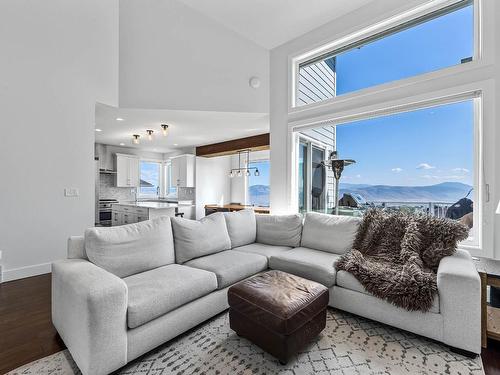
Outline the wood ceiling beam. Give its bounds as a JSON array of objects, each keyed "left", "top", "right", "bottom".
[{"left": 196, "top": 133, "right": 270, "bottom": 157}]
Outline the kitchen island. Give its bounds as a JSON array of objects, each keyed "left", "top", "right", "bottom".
[{"left": 111, "top": 202, "right": 178, "bottom": 226}]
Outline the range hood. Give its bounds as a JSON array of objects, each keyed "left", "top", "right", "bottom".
[{"left": 95, "top": 143, "right": 116, "bottom": 173}]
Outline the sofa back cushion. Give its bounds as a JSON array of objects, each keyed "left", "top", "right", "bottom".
[
  {"left": 223, "top": 209, "right": 256, "bottom": 248},
  {"left": 172, "top": 212, "right": 231, "bottom": 264},
  {"left": 301, "top": 212, "right": 361, "bottom": 254},
  {"left": 85, "top": 216, "right": 175, "bottom": 278},
  {"left": 256, "top": 214, "right": 303, "bottom": 247}
]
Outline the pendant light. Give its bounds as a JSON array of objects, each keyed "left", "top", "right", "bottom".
[
  {"left": 132, "top": 134, "right": 140, "bottom": 144},
  {"left": 161, "top": 124, "right": 169, "bottom": 136},
  {"left": 146, "top": 130, "right": 154, "bottom": 141},
  {"left": 254, "top": 169, "right": 260, "bottom": 177}
]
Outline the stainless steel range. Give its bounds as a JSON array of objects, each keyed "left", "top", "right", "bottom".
[{"left": 98, "top": 199, "right": 119, "bottom": 226}]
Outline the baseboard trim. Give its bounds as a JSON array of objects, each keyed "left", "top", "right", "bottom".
[{"left": 2, "top": 263, "right": 52, "bottom": 282}]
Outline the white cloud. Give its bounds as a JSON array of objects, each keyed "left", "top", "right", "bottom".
[
  {"left": 416, "top": 163, "right": 436, "bottom": 170},
  {"left": 452, "top": 167, "right": 470, "bottom": 173},
  {"left": 391, "top": 167, "right": 403, "bottom": 173}
]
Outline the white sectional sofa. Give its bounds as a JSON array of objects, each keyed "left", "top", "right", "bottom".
[{"left": 52, "top": 210, "right": 481, "bottom": 375}]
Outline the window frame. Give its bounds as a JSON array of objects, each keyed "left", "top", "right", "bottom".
[
  {"left": 288, "top": 83, "right": 494, "bottom": 256},
  {"left": 289, "top": 0, "right": 483, "bottom": 111}
]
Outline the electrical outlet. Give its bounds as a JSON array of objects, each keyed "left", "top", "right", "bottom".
[{"left": 64, "top": 188, "right": 79, "bottom": 197}]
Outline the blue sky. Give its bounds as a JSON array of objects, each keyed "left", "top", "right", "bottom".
[
  {"left": 248, "top": 160, "right": 270, "bottom": 186},
  {"left": 333, "top": 3, "right": 474, "bottom": 186}
]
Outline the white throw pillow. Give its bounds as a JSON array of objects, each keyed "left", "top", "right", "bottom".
[
  {"left": 223, "top": 210, "right": 256, "bottom": 248},
  {"left": 301, "top": 212, "right": 361, "bottom": 254},
  {"left": 256, "top": 214, "right": 303, "bottom": 247},
  {"left": 172, "top": 212, "right": 231, "bottom": 264},
  {"left": 85, "top": 216, "right": 175, "bottom": 278}
]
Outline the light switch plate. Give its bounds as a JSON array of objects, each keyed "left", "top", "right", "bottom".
[{"left": 64, "top": 188, "right": 79, "bottom": 197}]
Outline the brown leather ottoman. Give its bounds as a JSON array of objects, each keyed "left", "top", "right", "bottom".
[{"left": 228, "top": 270, "right": 329, "bottom": 364}]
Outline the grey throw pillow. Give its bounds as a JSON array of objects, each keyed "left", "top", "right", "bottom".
[
  {"left": 256, "top": 214, "right": 303, "bottom": 247},
  {"left": 301, "top": 212, "right": 361, "bottom": 254},
  {"left": 223, "top": 209, "right": 256, "bottom": 248},
  {"left": 85, "top": 216, "right": 175, "bottom": 278},
  {"left": 172, "top": 212, "right": 231, "bottom": 264}
]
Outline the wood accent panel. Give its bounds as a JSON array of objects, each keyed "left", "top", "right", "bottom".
[{"left": 196, "top": 133, "right": 270, "bottom": 158}]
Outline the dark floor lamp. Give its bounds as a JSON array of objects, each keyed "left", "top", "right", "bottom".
[{"left": 327, "top": 151, "right": 356, "bottom": 215}]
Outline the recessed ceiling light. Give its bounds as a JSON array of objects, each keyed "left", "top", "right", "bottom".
[
  {"left": 173, "top": 143, "right": 178, "bottom": 146},
  {"left": 95, "top": 128, "right": 102, "bottom": 132},
  {"left": 119, "top": 143, "right": 125, "bottom": 146},
  {"left": 116, "top": 117, "right": 124, "bottom": 121}
]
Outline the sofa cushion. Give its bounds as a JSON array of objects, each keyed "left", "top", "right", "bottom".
[
  {"left": 232, "top": 243, "right": 291, "bottom": 260},
  {"left": 336, "top": 270, "right": 440, "bottom": 314},
  {"left": 256, "top": 214, "right": 303, "bottom": 247},
  {"left": 124, "top": 264, "right": 217, "bottom": 329},
  {"left": 185, "top": 250, "right": 267, "bottom": 289},
  {"left": 301, "top": 212, "right": 361, "bottom": 254},
  {"left": 85, "top": 216, "right": 174, "bottom": 278},
  {"left": 223, "top": 209, "right": 256, "bottom": 248},
  {"left": 172, "top": 212, "right": 231, "bottom": 264},
  {"left": 269, "top": 247, "right": 340, "bottom": 287}
]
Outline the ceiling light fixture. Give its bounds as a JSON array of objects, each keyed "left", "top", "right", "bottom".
[
  {"left": 132, "top": 134, "right": 140, "bottom": 144},
  {"left": 161, "top": 124, "right": 169, "bottom": 136},
  {"left": 229, "top": 150, "right": 259, "bottom": 178},
  {"left": 146, "top": 129, "right": 154, "bottom": 141},
  {"left": 95, "top": 128, "right": 102, "bottom": 132},
  {"left": 119, "top": 143, "right": 125, "bottom": 146},
  {"left": 116, "top": 117, "right": 124, "bottom": 121}
]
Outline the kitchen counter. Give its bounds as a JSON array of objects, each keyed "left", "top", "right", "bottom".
[{"left": 119, "top": 201, "right": 179, "bottom": 209}]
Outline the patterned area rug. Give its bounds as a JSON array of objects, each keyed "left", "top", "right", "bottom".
[{"left": 8, "top": 309, "right": 484, "bottom": 375}]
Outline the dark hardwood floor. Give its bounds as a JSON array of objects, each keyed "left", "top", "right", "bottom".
[{"left": 1, "top": 273, "right": 499, "bottom": 374}]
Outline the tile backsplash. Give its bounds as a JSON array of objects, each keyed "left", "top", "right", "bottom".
[
  {"left": 178, "top": 187, "right": 195, "bottom": 201},
  {"left": 99, "top": 173, "right": 135, "bottom": 202}
]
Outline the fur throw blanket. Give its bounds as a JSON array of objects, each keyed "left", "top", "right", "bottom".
[{"left": 335, "top": 209, "right": 469, "bottom": 312}]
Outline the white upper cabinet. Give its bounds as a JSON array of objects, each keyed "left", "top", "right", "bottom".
[
  {"left": 170, "top": 154, "right": 195, "bottom": 187},
  {"left": 115, "top": 153, "right": 139, "bottom": 187}
]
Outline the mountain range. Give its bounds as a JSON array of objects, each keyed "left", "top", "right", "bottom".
[
  {"left": 248, "top": 182, "right": 472, "bottom": 206},
  {"left": 339, "top": 182, "right": 473, "bottom": 203}
]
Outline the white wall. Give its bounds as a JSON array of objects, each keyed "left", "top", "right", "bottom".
[
  {"left": 0, "top": 0, "right": 119, "bottom": 281},
  {"left": 119, "top": 0, "right": 269, "bottom": 113},
  {"left": 195, "top": 156, "right": 232, "bottom": 219},
  {"left": 269, "top": 0, "right": 500, "bottom": 257}
]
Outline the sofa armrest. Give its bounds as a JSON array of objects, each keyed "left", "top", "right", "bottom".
[
  {"left": 437, "top": 249, "right": 481, "bottom": 353},
  {"left": 52, "top": 259, "right": 128, "bottom": 375}
]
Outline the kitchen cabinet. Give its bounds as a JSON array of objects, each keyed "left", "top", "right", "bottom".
[
  {"left": 170, "top": 154, "right": 195, "bottom": 187},
  {"left": 115, "top": 153, "right": 139, "bottom": 187},
  {"left": 111, "top": 203, "right": 177, "bottom": 226}
]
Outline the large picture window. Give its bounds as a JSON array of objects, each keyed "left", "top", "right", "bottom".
[
  {"left": 295, "top": 0, "right": 474, "bottom": 107},
  {"left": 295, "top": 96, "right": 480, "bottom": 247}
]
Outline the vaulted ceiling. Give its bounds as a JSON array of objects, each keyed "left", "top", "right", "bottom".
[{"left": 177, "top": 0, "right": 374, "bottom": 49}]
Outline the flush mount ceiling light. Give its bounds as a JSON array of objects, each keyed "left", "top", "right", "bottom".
[
  {"left": 119, "top": 142, "right": 125, "bottom": 146},
  {"left": 116, "top": 117, "right": 124, "bottom": 121},
  {"left": 228, "top": 149, "right": 260, "bottom": 178},
  {"left": 132, "top": 134, "right": 140, "bottom": 144},
  {"left": 146, "top": 129, "right": 154, "bottom": 141},
  {"left": 95, "top": 128, "right": 102, "bottom": 132},
  {"left": 161, "top": 124, "right": 169, "bottom": 136}
]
